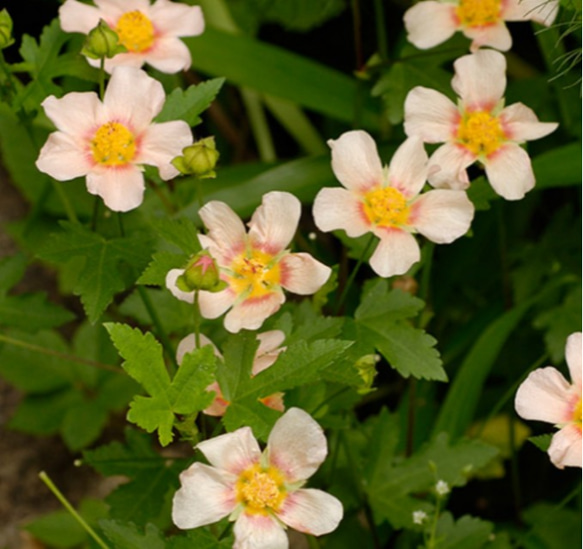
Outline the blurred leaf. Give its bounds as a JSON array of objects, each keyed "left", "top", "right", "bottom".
[
  {"left": 0, "top": 292, "right": 74, "bottom": 331},
  {"left": 528, "top": 433, "right": 552, "bottom": 452},
  {"left": 149, "top": 216, "right": 202, "bottom": 254},
  {"left": 99, "top": 520, "right": 165, "bottom": 549},
  {"left": 0, "top": 253, "right": 27, "bottom": 295},
  {"left": 246, "top": 0, "right": 345, "bottom": 31},
  {"left": 522, "top": 503, "right": 582, "bottom": 549},
  {"left": 434, "top": 513, "right": 493, "bottom": 549},
  {"left": 61, "top": 399, "right": 110, "bottom": 451}
]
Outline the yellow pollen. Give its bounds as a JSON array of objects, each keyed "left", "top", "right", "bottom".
[
  {"left": 362, "top": 186, "right": 411, "bottom": 228},
  {"left": 230, "top": 249, "right": 281, "bottom": 299},
  {"left": 573, "top": 398, "right": 582, "bottom": 425},
  {"left": 236, "top": 464, "right": 287, "bottom": 514},
  {"left": 90, "top": 122, "right": 136, "bottom": 166},
  {"left": 456, "top": 0, "right": 501, "bottom": 27},
  {"left": 115, "top": 10, "right": 155, "bottom": 52},
  {"left": 457, "top": 110, "right": 506, "bottom": 157}
]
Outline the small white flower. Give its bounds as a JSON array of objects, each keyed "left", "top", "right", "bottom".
[
  {"left": 413, "top": 510, "right": 427, "bottom": 525},
  {"left": 435, "top": 480, "right": 450, "bottom": 496}
]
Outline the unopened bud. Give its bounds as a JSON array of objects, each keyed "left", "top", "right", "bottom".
[
  {"left": 81, "top": 19, "right": 127, "bottom": 59},
  {"left": 0, "top": 10, "right": 15, "bottom": 50},
  {"left": 176, "top": 250, "right": 224, "bottom": 292},
  {"left": 172, "top": 136, "right": 219, "bottom": 179},
  {"left": 355, "top": 354, "right": 378, "bottom": 395}
]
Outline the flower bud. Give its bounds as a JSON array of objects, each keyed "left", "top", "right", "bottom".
[
  {"left": 172, "top": 136, "right": 219, "bottom": 179},
  {"left": 355, "top": 354, "right": 378, "bottom": 394},
  {"left": 176, "top": 250, "right": 224, "bottom": 292},
  {"left": 81, "top": 19, "right": 127, "bottom": 60},
  {"left": 0, "top": 10, "right": 15, "bottom": 50}
]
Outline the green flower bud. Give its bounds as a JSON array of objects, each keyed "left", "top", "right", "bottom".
[
  {"left": 176, "top": 250, "right": 225, "bottom": 292},
  {"left": 0, "top": 10, "right": 15, "bottom": 50},
  {"left": 81, "top": 19, "right": 127, "bottom": 60},
  {"left": 172, "top": 136, "right": 220, "bottom": 179},
  {"left": 355, "top": 354, "right": 378, "bottom": 395}
]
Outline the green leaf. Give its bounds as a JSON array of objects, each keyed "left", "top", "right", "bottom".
[
  {"left": 137, "top": 251, "right": 189, "bottom": 286},
  {"left": 528, "top": 433, "right": 552, "bottom": 452},
  {"left": 434, "top": 513, "right": 494, "bottom": 549},
  {"left": 523, "top": 503, "right": 582, "bottom": 549},
  {"left": 150, "top": 216, "right": 202, "bottom": 254},
  {"left": 0, "top": 292, "right": 74, "bottom": 331},
  {"left": 156, "top": 78, "right": 225, "bottom": 126},
  {"left": 245, "top": 0, "right": 346, "bottom": 31},
  {"left": 61, "top": 399, "right": 110, "bottom": 451},
  {"left": 99, "top": 520, "right": 165, "bottom": 549},
  {"left": 37, "top": 222, "right": 154, "bottom": 322},
  {"left": 0, "top": 253, "right": 27, "bottom": 295},
  {"left": 168, "top": 528, "right": 233, "bottom": 549},
  {"left": 355, "top": 280, "right": 446, "bottom": 381}
]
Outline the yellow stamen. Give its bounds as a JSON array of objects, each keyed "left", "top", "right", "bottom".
[
  {"left": 457, "top": 110, "right": 506, "bottom": 157},
  {"left": 115, "top": 10, "right": 155, "bottom": 52},
  {"left": 362, "top": 186, "right": 411, "bottom": 228},
  {"left": 573, "top": 398, "right": 582, "bottom": 426},
  {"left": 456, "top": 0, "right": 501, "bottom": 27},
  {"left": 236, "top": 464, "right": 287, "bottom": 514},
  {"left": 90, "top": 122, "right": 136, "bottom": 166},
  {"left": 230, "top": 249, "right": 281, "bottom": 299}
]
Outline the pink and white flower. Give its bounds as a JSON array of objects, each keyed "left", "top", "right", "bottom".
[
  {"left": 177, "top": 330, "right": 286, "bottom": 416},
  {"left": 404, "top": 0, "right": 559, "bottom": 52},
  {"left": 166, "top": 191, "right": 331, "bottom": 333},
  {"left": 312, "top": 131, "right": 474, "bottom": 278},
  {"left": 404, "top": 49, "right": 558, "bottom": 200},
  {"left": 59, "top": 0, "right": 204, "bottom": 73},
  {"left": 172, "top": 407, "right": 343, "bottom": 548},
  {"left": 515, "top": 332, "right": 582, "bottom": 469},
  {"left": 35, "top": 66, "right": 192, "bottom": 212}
]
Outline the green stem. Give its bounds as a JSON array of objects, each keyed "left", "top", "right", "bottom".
[
  {"left": 426, "top": 497, "right": 442, "bottom": 549},
  {"left": 193, "top": 289, "right": 201, "bottom": 349},
  {"left": 373, "top": 0, "right": 389, "bottom": 62},
  {"left": 91, "top": 195, "right": 100, "bottom": 231},
  {"left": 196, "top": 178, "right": 205, "bottom": 210},
  {"left": 39, "top": 471, "right": 110, "bottom": 549},
  {"left": 241, "top": 88, "right": 276, "bottom": 163},
  {"left": 307, "top": 536, "right": 321, "bottom": 549},
  {"left": 99, "top": 56, "right": 105, "bottom": 100},
  {"left": 405, "top": 378, "right": 417, "bottom": 457},
  {"left": 419, "top": 242, "right": 434, "bottom": 306},
  {"left": 509, "top": 413, "right": 523, "bottom": 523},
  {"left": 51, "top": 179, "right": 79, "bottom": 225},
  {"left": 311, "top": 386, "right": 351, "bottom": 416}
]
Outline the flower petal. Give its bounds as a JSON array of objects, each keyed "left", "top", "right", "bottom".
[
  {"left": 172, "top": 462, "right": 236, "bottom": 529},
  {"left": 176, "top": 333, "right": 219, "bottom": 364},
  {"left": 548, "top": 424, "right": 582, "bottom": 469},
  {"left": 328, "top": 130, "right": 384, "bottom": 192},
  {"left": 387, "top": 136, "right": 429, "bottom": 198},
  {"left": 253, "top": 330, "right": 286, "bottom": 375},
  {"left": 150, "top": 0, "right": 205, "bottom": 36},
  {"left": 224, "top": 292, "right": 286, "bottom": 333},
  {"left": 515, "top": 366, "right": 572, "bottom": 424},
  {"left": 369, "top": 229, "right": 420, "bottom": 277},
  {"left": 198, "top": 287, "right": 237, "bottom": 319},
  {"left": 102, "top": 52, "right": 146, "bottom": 73},
  {"left": 484, "top": 143, "right": 535, "bottom": 200},
  {"left": 197, "top": 426, "right": 261, "bottom": 475},
  {"left": 85, "top": 166, "right": 145, "bottom": 212},
  {"left": 166, "top": 269, "right": 194, "bottom": 304},
  {"left": 280, "top": 253, "right": 331, "bottom": 295},
  {"left": 199, "top": 201, "right": 247, "bottom": 260},
  {"left": 452, "top": 50, "right": 507, "bottom": 109},
  {"left": 464, "top": 22, "right": 512, "bottom": 53},
  {"left": 503, "top": 0, "right": 559, "bottom": 25},
  {"left": 59, "top": 0, "right": 102, "bottom": 33},
  {"left": 403, "top": 1, "right": 458, "bottom": 49},
  {"left": 36, "top": 133, "right": 92, "bottom": 181},
  {"left": 410, "top": 189, "right": 474, "bottom": 243},
  {"left": 427, "top": 143, "right": 474, "bottom": 190},
  {"left": 94, "top": 0, "right": 150, "bottom": 13},
  {"left": 404, "top": 87, "right": 459, "bottom": 144},
  {"left": 267, "top": 408, "right": 328, "bottom": 483},
  {"left": 41, "top": 92, "right": 103, "bottom": 135},
  {"left": 499, "top": 103, "right": 558, "bottom": 142},
  {"left": 312, "top": 188, "right": 370, "bottom": 237},
  {"left": 145, "top": 37, "right": 193, "bottom": 73},
  {"left": 248, "top": 192, "right": 301, "bottom": 254},
  {"left": 277, "top": 488, "right": 343, "bottom": 536},
  {"left": 566, "top": 332, "right": 582, "bottom": 390},
  {"left": 233, "top": 512, "right": 288, "bottom": 549}
]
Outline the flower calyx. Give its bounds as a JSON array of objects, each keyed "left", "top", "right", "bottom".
[
  {"left": 172, "top": 136, "right": 220, "bottom": 179},
  {"left": 176, "top": 250, "right": 226, "bottom": 293},
  {"left": 81, "top": 19, "right": 127, "bottom": 60}
]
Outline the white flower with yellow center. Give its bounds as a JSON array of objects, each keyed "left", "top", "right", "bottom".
[
  {"left": 404, "top": 49, "right": 558, "bottom": 200},
  {"left": 59, "top": 0, "right": 204, "bottom": 73},
  {"left": 515, "top": 332, "right": 582, "bottom": 470},
  {"left": 166, "top": 191, "right": 331, "bottom": 333},
  {"left": 404, "top": 0, "right": 558, "bottom": 52},
  {"left": 172, "top": 407, "right": 343, "bottom": 548},
  {"left": 35, "top": 66, "right": 192, "bottom": 212},
  {"left": 312, "top": 131, "right": 474, "bottom": 278}
]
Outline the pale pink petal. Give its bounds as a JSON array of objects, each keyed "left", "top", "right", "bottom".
[
  {"left": 403, "top": 1, "right": 458, "bottom": 49},
  {"left": 452, "top": 50, "right": 507, "bottom": 109},
  {"left": 427, "top": 143, "right": 474, "bottom": 190},
  {"left": 548, "top": 425, "right": 582, "bottom": 469},
  {"left": 261, "top": 393, "right": 285, "bottom": 412},
  {"left": 102, "top": 53, "right": 147, "bottom": 73},
  {"left": 224, "top": 292, "right": 286, "bottom": 333},
  {"left": 103, "top": 67, "right": 165, "bottom": 131},
  {"left": 277, "top": 488, "right": 343, "bottom": 536},
  {"left": 176, "top": 333, "right": 219, "bottom": 364},
  {"left": 36, "top": 133, "right": 92, "bottom": 181},
  {"left": 267, "top": 408, "right": 328, "bottom": 483},
  {"left": 150, "top": 0, "right": 205, "bottom": 36},
  {"left": 199, "top": 201, "right": 247, "bottom": 259},
  {"left": 503, "top": 0, "right": 559, "bottom": 25},
  {"left": 233, "top": 512, "right": 288, "bottom": 549},
  {"left": 203, "top": 381, "right": 230, "bottom": 417},
  {"left": 197, "top": 426, "right": 261, "bottom": 475},
  {"left": 145, "top": 38, "right": 193, "bottom": 73},
  {"left": 137, "top": 120, "right": 193, "bottom": 179},
  {"left": 312, "top": 187, "right": 370, "bottom": 237},
  {"left": 464, "top": 22, "right": 512, "bottom": 53},
  {"left": 499, "top": 103, "right": 558, "bottom": 142},
  {"left": 566, "top": 332, "right": 582, "bottom": 390},
  {"left": 248, "top": 192, "right": 301, "bottom": 254},
  {"left": 387, "top": 137, "right": 429, "bottom": 198},
  {"left": 253, "top": 330, "right": 286, "bottom": 375},
  {"left": 280, "top": 253, "right": 331, "bottom": 295},
  {"left": 198, "top": 287, "right": 237, "bottom": 319},
  {"left": 328, "top": 130, "right": 384, "bottom": 192},
  {"left": 165, "top": 269, "right": 194, "bottom": 304},
  {"left": 484, "top": 143, "right": 535, "bottom": 200},
  {"left": 59, "top": 0, "right": 102, "bottom": 33},
  {"left": 41, "top": 93, "right": 103, "bottom": 135},
  {"left": 515, "top": 367, "right": 572, "bottom": 424},
  {"left": 409, "top": 189, "right": 474, "bottom": 244},
  {"left": 85, "top": 166, "right": 145, "bottom": 212},
  {"left": 94, "top": 0, "right": 149, "bottom": 14},
  {"left": 369, "top": 229, "right": 420, "bottom": 278},
  {"left": 172, "top": 462, "right": 236, "bottom": 529},
  {"left": 403, "top": 87, "right": 459, "bottom": 144}
]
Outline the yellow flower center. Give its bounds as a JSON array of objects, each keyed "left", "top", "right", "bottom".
[
  {"left": 91, "top": 122, "right": 137, "bottom": 166},
  {"left": 362, "top": 186, "right": 411, "bottom": 228},
  {"left": 236, "top": 464, "right": 287, "bottom": 514},
  {"left": 115, "top": 10, "right": 155, "bottom": 52},
  {"left": 456, "top": 0, "right": 501, "bottom": 27},
  {"left": 573, "top": 398, "right": 582, "bottom": 426},
  {"left": 457, "top": 110, "right": 506, "bottom": 157},
  {"left": 230, "top": 249, "right": 281, "bottom": 299}
]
